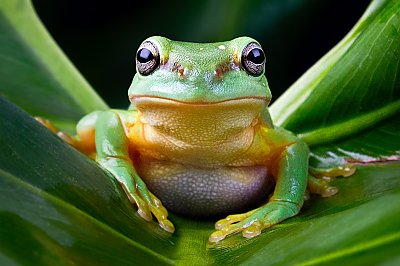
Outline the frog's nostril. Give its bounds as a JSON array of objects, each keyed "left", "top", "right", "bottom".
[
  {"left": 214, "top": 62, "right": 231, "bottom": 80},
  {"left": 171, "top": 63, "right": 189, "bottom": 79},
  {"left": 180, "top": 68, "right": 189, "bottom": 78}
]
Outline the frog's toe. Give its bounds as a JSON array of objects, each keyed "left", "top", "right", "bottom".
[
  {"left": 160, "top": 219, "right": 175, "bottom": 233},
  {"left": 209, "top": 211, "right": 257, "bottom": 243},
  {"left": 136, "top": 193, "right": 174, "bottom": 232},
  {"left": 215, "top": 211, "right": 255, "bottom": 230},
  {"left": 321, "top": 186, "right": 339, "bottom": 197},
  {"left": 148, "top": 192, "right": 175, "bottom": 233},
  {"left": 137, "top": 206, "right": 153, "bottom": 222},
  {"left": 309, "top": 164, "right": 356, "bottom": 179},
  {"left": 340, "top": 165, "right": 356, "bottom": 177},
  {"left": 209, "top": 215, "right": 264, "bottom": 243},
  {"left": 209, "top": 229, "right": 229, "bottom": 243},
  {"left": 35, "top": 117, "right": 76, "bottom": 145},
  {"left": 120, "top": 179, "right": 174, "bottom": 232},
  {"left": 123, "top": 186, "right": 153, "bottom": 221},
  {"left": 242, "top": 221, "right": 262, "bottom": 238},
  {"left": 307, "top": 175, "right": 338, "bottom": 197},
  {"left": 137, "top": 194, "right": 174, "bottom": 232}
]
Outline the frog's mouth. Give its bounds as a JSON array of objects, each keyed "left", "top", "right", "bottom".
[
  {"left": 129, "top": 95, "right": 269, "bottom": 106},
  {"left": 130, "top": 95, "right": 268, "bottom": 146}
]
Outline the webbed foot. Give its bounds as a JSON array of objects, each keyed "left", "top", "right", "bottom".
[
  {"left": 307, "top": 164, "right": 356, "bottom": 197},
  {"left": 35, "top": 117, "right": 75, "bottom": 144},
  {"left": 117, "top": 172, "right": 175, "bottom": 233},
  {"left": 209, "top": 200, "right": 299, "bottom": 243},
  {"left": 307, "top": 175, "right": 338, "bottom": 197},
  {"left": 309, "top": 164, "right": 356, "bottom": 179}
]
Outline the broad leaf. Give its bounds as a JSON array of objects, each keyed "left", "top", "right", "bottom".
[
  {"left": 270, "top": 0, "right": 400, "bottom": 168},
  {"left": 310, "top": 115, "right": 400, "bottom": 168},
  {"left": 271, "top": 0, "right": 400, "bottom": 147},
  {"left": 0, "top": 0, "right": 107, "bottom": 131},
  {"left": 0, "top": 98, "right": 174, "bottom": 264}
]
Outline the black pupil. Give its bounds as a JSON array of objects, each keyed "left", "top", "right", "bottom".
[
  {"left": 247, "top": 48, "right": 264, "bottom": 64},
  {"left": 137, "top": 48, "right": 154, "bottom": 63}
]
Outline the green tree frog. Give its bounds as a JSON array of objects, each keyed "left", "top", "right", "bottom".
[{"left": 39, "top": 36, "right": 355, "bottom": 243}]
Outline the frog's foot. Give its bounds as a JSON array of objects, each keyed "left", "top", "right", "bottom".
[
  {"left": 209, "top": 200, "right": 299, "bottom": 243},
  {"left": 120, "top": 177, "right": 175, "bottom": 233},
  {"left": 309, "top": 164, "right": 356, "bottom": 181},
  {"left": 35, "top": 117, "right": 75, "bottom": 145},
  {"left": 307, "top": 175, "right": 338, "bottom": 197},
  {"left": 35, "top": 116, "right": 96, "bottom": 158},
  {"left": 307, "top": 164, "right": 356, "bottom": 197}
]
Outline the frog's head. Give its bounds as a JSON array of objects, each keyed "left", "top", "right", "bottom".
[
  {"left": 129, "top": 36, "right": 270, "bottom": 104},
  {"left": 128, "top": 36, "right": 271, "bottom": 144}
]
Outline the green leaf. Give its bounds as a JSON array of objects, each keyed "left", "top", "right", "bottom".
[
  {"left": 310, "top": 115, "right": 400, "bottom": 168},
  {"left": 1, "top": 97, "right": 400, "bottom": 265},
  {"left": 0, "top": 97, "right": 175, "bottom": 265},
  {"left": 0, "top": 0, "right": 108, "bottom": 131},
  {"left": 270, "top": 0, "right": 400, "bottom": 168},
  {"left": 270, "top": 0, "right": 400, "bottom": 147}
]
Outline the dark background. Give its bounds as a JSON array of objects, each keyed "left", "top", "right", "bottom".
[{"left": 32, "top": 0, "right": 370, "bottom": 108}]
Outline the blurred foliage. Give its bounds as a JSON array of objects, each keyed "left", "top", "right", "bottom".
[{"left": 33, "top": 0, "right": 370, "bottom": 107}]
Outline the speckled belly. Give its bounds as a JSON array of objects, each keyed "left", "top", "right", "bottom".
[{"left": 136, "top": 158, "right": 274, "bottom": 217}]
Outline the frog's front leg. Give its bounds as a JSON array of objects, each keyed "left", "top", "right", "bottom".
[
  {"left": 209, "top": 141, "right": 308, "bottom": 243},
  {"left": 95, "top": 111, "right": 174, "bottom": 233}
]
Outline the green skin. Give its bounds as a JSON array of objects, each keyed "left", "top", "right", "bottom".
[{"left": 66, "top": 36, "right": 350, "bottom": 243}]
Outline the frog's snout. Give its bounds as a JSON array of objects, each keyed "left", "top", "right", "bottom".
[{"left": 168, "top": 60, "right": 236, "bottom": 81}]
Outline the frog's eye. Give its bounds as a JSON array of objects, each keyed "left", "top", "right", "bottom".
[
  {"left": 136, "top": 41, "right": 160, "bottom": 76},
  {"left": 241, "top": 42, "right": 265, "bottom": 77}
]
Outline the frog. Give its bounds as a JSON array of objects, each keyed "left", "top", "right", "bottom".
[{"left": 37, "top": 36, "right": 355, "bottom": 243}]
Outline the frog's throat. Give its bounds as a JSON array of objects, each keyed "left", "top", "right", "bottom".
[{"left": 130, "top": 95, "right": 267, "bottom": 148}]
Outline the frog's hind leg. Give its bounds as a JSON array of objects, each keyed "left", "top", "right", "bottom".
[
  {"left": 35, "top": 111, "right": 100, "bottom": 157},
  {"left": 35, "top": 117, "right": 78, "bottom": 146},
  {"left": 307, "top": 164, "right": 356, "bottom": 197},
  {"left": 74, "top": 111, "right": 101, "bottom": 157}
]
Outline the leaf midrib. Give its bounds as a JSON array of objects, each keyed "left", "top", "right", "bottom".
[{"left": 299, "top": 99, "right": 400, "bottom": 146}]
